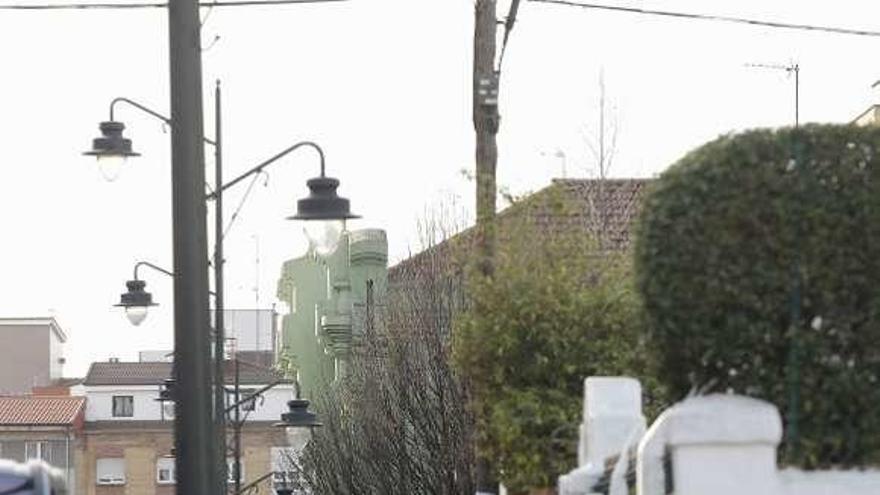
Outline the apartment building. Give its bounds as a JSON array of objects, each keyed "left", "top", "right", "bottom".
[
  {"left": 78, "top": 360, "right": 295, "bottom": 495},
  {"left": 0, "top": 396, "right": 85, "bottom": 494},
  {"left": 0, "top": 317, "right": 67, "bottom": 395}
]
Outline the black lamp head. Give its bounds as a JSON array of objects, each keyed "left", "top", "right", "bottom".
[
  {"left": 114, "top": 279, "right": 157, "bottom": 309},
  {"left": 83, "top": 121, "right": 141, "bottom": 159},
  {"left": 288, "top": 176, "right": 359, "bottom": 221},
  {"left": 275, "top": 399, "right": 322, "bottom": 429}
]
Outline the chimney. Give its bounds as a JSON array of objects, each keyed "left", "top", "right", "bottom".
[{"left": 108, "top": 357, "right": 120, "bottom": 363}]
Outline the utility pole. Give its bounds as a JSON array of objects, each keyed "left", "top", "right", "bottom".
[
  {"left": 167, "top": 0, "right": 217, "bottom": 493},
  {"left": 474, "top": 0, "right": 499, "bottom": 277},
  {"left": 473, "top": 1, "right": 499, "bottom": 493}
]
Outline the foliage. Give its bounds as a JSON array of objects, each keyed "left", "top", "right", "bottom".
[
  {"left": 454, "top": 201, "right": 651, "bottom": 492},
  {"left": 635, "top": 124, "right": 880, "bottom": 467}
]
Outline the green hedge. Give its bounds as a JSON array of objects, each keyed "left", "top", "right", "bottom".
[{"left": 635, "top": 124, "right": 880, "bottom": 467}]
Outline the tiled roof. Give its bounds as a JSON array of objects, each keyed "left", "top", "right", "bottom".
[
  {"left": 51, "top": 377, "right": 84, "bottom": 388},
  {"left": 0, "top": 396, "right": 84, "bottom": 425},
  {"left": 389, "top": 178, "right": 651, "bottom": 282},
  {"left": 535, "top": 178, "right": 650, "bottom": 248},
  {"left": 84, "top": 360, "right": 288, "bottom": 386}
]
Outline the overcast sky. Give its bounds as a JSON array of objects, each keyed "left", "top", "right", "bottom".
[{"left": 0, "top": 0, "right": 878, "bottom": 376}]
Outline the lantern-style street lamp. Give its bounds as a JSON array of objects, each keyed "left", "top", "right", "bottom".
[
  {"left": 275, "top": 398, "right": 323, "bottom": 453},
  {"left": 114, "top": 261, "right": 173, "bottom": 326},
  {"left": 90, "top": 93, "right": 351, "bottom": 495},
  {"left": 82, "top": 120, "right": 141, "bottom": 181}
]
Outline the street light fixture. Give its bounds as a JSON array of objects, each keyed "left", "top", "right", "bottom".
[
  {"left": 115, "top": 280, "right": 156, "bottom": 326},
  {"left": 114, "top": 261, "right": 175, "bottom": 326},
  {"left": 83, "top": 121, "right": 141, "bottom": 181},
  {"left": 293, "top": 174, "right": 358, "bottom": 255},
  {"left": 275, "top": 398, "right": 322, "bottom": 453},
  {"left": 92, "top": 93, "right": 353, "bottom": 495}
]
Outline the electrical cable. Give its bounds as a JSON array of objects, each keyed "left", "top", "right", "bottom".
[
  {"left": 222, "top": 170, "right": 267, "bottom": 240},
  {"left": 498, "top": 0, "right": 522, "bottom": 70},
  {"left": 530, "top": 0, "right": 880, "bottom": 38},
  {"left": 0, "top": 0, "right": 348, "bottom": 10}
]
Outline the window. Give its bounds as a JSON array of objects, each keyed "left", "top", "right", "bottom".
[
  {"left": 25, "top": 441, "right": 49, "bottom": 462},
  {"left": 112, "top": 396, "right": 134, "bottom": 417},
  {"left": 96, "top": 458, "right": 125, "bottom": 485},
  {"left": 227, "top": 459, "right": 244, "bottom": 484},
  {"left": 226, "top": 389, "right": 258, "bottom": 412},
  {"left": 156, "top": 457, "right": 175, "bottom": 484}
]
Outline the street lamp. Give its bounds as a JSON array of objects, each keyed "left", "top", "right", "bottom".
[
  {"left": 115, "top": 280, "right": 155, "bottom": 326},
  {"left": 113, "top": 261, "right": 173, "bottom": 326},
  {"left": 275, "top": 398, "right": 322, "bottom": 452},
  {"left": 90, "top": 91, "right": 355, "bottom": 495},
  {"left": 82, "top": 121, "right": 140, "bottom": 181}
]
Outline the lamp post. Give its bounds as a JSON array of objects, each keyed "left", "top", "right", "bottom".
[
  {"left": 89, "top": 95, "right": 356, "bottom": 495},
  {"left": 166, "top": 0, "right": 214, "bottom": 491}
]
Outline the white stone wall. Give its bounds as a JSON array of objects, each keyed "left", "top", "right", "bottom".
[{"left": 559, "top": 377, "right": 880, "bottom": 495}]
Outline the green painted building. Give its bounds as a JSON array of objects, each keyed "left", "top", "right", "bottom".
[{"left": 276, "top": 228, "right": 387, "bottom": 396}]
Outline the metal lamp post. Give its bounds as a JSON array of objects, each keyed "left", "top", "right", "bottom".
[
  {"left": 87, "top": 87, "right": 230, "bottom": 495},
  {"left": 83, "top": 0, "right": 349, "bottom": 491},
  {"left": 90, "top": 98, "right": 356, "bottom": 493}
]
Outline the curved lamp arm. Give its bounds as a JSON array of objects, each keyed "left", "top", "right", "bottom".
[
  {"left": 207, "top": 141, "right": 325, "bottom": 200},
  {"left": 133, "top": 261, "right": 218, "bottom": 297},
  {"left": 109, "top": 97, "right": 217, "bottom": 146},
  {"left": 133, "top": 261, "right": 174, "bottom": 281}
]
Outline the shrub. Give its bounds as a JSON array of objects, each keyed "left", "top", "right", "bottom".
[
  {"left": 635, "top": 124, "right": 880, "bottom": 467},
  {"left": 455, "top": 205, "right": 650, "bottom": 491}
]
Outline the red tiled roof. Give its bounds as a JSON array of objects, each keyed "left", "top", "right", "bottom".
[{"left": 0, "top": 396, "right": 84, "bottom": 425}]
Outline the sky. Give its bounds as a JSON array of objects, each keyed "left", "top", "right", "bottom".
[{"left": 0, "top": 0, "right": 878, "bottom": 376}]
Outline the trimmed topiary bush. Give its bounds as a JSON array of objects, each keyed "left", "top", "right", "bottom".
[{"left": 635, "top": 124, "right": 880, "bottom": 467}]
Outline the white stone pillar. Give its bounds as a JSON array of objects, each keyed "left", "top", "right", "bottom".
[
  {"left": 637, "top": 394, "right": 782, "bottom": 495},
  {"left": 558, "top": 377, "right": 645, "bottom": 495}
]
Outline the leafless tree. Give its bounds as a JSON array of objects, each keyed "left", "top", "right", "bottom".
[
  {"left": 578, "top": 68, "right": 636, "bottom": 251},
  {"left": 297, "top": 215, "right": 478, "bottom": 495}
]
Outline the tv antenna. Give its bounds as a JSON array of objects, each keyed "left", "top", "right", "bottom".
[{"left": 745, "top": 62, "right": 800, "bottom": 128}]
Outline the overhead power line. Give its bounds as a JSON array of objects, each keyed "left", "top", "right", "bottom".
[
  {"left": 0, "top": 0, "right": 346, "bottom": 10},
  {"left": 530, "top": 0, "right": 880, "bottom": 38}
]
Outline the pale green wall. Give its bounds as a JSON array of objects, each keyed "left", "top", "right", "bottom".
[{"left": 276, "top": 229, "right": 387, "bottom": 396}]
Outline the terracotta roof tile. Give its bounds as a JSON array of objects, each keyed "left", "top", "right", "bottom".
[{"left": 0, "top": 396, "right": 84, "bottom": 425}]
